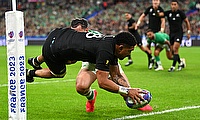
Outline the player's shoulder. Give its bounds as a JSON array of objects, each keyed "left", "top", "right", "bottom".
[
  {"left": 148, "top": 6, "right": 153, "bottom": 9},
  {"left": 144, "top": 6, "right": 153, "bottom": 12},
  {"left": 177, "top": 9, "right": 184, "bottom": 13},
  {"left": 157, "top": 32, "right": 169, "bottom": 38},
  {"left": 163, "top": 33, "right": 169, "bottom": 37},
  {"left": 155, "top": 32, "right": 161, "bottom": 35},
  {"left": 158, "top": 6, "right": 164, "bottom": 11},
  {"left": 130, "top": 18, "right": 135, "bottom": 23},
  {"left": 165, "top": 10, "right": 171, "bottom": 13},
  {"left": 177, "top": 10, "right": 186, "bottom": 16},
  {"left": 156, "top": 32, "right": 166, "bottom": 35},
  {"left": 155, "top": 32, "right": 164, "bottom": 37}
]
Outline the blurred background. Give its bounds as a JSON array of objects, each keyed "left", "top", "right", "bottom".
[{"left": 0, "top": 0, "right": 200, "bottom": 45}]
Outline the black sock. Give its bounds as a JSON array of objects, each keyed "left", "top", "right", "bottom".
[
  {"left": 177, "top": 54, "right": 181, "bottom": 64},
  {"left": 172, "top": 54, "right": 179, "bottom": 67},
  {"left": 34, "top": 57, "right": 41, "bottom": 66},
  {"left": 128, "top": 55, "right": 131, "bottom": 59},
  {"left": 145, "top": 51, "right": 152, "bottom": 60},
  {"left": 29, "top": 70, "right": 36, "bottom": 77}
]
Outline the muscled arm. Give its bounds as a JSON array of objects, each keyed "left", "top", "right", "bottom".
[
  {"left": 96, "top": 69, "right": 144, "bottom": 103},
  {"left": 109, "top": 65, "right": 130, "bottom": 87},
  {"left": 160, "top": 17, "right": 165, "bottom": 32},
  {"left": 135, "top": 13, "right": 145, "bottom": 30},
  {"left": 184, "top": 18, "right": 191, "bottom": 39}
]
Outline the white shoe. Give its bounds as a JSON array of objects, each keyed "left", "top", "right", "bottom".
[
  {"left": 168, "top": 66, "right": 175, "bottom": 72},
  {"left": 125, "top": 60, "right": 133, "bottom": 66},
  {"left": 177, "top": 58, "right": 186, "bottom": 71},
  {"left": 155, "top": 66, "right": 164, "bottom": 71},
  {"left": 148, "top": 58, "right": 154, "bottom": 70},
  {"left": 180, "top": 58, "right": 186, "bottom": 68},
  {"left": 148, "top": 62, "right": 153, "bottom": 69}
]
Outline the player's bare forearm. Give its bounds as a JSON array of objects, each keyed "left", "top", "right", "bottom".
[
  {"left": 109, "top": 65, "right": 130, "bottom": 87},
  {"left": 96, "top": 70, "right": 120, "bottom": 93},
  {"left": 160, "top": 18, "right": 165, "bottom": 32},
  {"left": 112, "top": 75, "right": 130, "bottom": 87}
]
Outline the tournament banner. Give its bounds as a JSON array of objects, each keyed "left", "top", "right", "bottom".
[{"left": 5, "top": 11, "right": 26, "bottom": 120}]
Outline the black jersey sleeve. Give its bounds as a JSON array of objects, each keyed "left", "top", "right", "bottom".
[
  {"left": 159, "top": 6, "right": 165, "bottom": 18},
  {"left": 164, "top": 10, "right": 170, "bottom": 16},
  {"left": 159, "top": 6, "right": 164, "bottom": 12},
  {"left": 95, "top": 51, "right": 118, "bottom": 71},
  {"left": 179, "top": 10, "right": 187, "bottom": 20},
  {"left": 130, "top": 18, "right": 135, "bottom": 24},
  {"left": 144, "top": 6, "right": 151, "bottom": 16}
]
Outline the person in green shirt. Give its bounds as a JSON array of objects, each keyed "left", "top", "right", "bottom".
[{"left": 146, "top": 29, "right": 173, "bottom": 71}]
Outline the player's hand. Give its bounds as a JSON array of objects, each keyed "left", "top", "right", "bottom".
[{"left": 127, "top": 88, "right": 145, "bottom": 104}]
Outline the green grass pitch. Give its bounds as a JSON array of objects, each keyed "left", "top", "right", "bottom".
[{"left": 0, "top": 46, "right": 200, "bottom": 120}]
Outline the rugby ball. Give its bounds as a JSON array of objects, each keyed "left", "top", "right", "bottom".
[{"left": 125, "top": 89, "right": 152, "bottom": 109}]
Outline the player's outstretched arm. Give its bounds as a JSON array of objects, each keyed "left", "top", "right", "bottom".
[
  {"left": 96, "top": 69, "right": 144, "bottom": 103},
  {"left": 135, "top": 13, "right": 145, "bottom": 30},
  {"left": 160, "top": 17, "right": 165, "bottom": 32},
  {"left": 109, "top": 65, "right": 130, "bottom": 87},
  {"left": 184, "top": 18, "right": 191, "bottom": 39}
]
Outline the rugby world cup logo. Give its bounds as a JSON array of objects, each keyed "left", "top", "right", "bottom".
[
  {"left": 8, "top": 31, "right": 14, "bottom": 38},
  {"left": 19, "top": 31, "right": 23, "bottom": 38}
]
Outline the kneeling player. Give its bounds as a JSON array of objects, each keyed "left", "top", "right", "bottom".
[{"left": 146, "top": 29, "right": 173, "bottom": 71}]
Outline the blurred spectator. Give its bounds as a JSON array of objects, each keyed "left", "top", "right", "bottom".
[{"left": 0, "top": 0, "right": 199, "bottom": 37}]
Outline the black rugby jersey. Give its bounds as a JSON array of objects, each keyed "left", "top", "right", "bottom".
[
  {"left": 46, "top": 28, "right": 118, "bottom": 71},
  {"left": 127, "top": 18, "right": 141, "bottom": 44},
  {"left": 127, "top": 18, "right": 137, "bottom": 33},
  {"left": 144, "top": 6, "right": 164, "bottom": 32},
  {"left": 164, "top": 10, "right": 186, "bottom": 33}
]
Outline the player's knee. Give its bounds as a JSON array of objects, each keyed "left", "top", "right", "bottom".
[
  {"left": 167, "top": 55, "right": 173, "bottom": 60},
  {"left": 76, "top": 81, "right": 84, "bottom": 91},
  {"left": 76, "top": 81, "right": 88, "bottom": 95},
  {"left": 76, "top": 86, "right": 85, "bottom": 95},
  {"left": 173, "top": 48, "right": 179, "bottom": 53}
]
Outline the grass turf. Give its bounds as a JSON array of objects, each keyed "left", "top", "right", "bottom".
[{"left": 0, "top": 46, "right": 200, "bottom": 120}]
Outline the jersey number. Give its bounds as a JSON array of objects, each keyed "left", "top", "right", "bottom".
[{"left": 86, "top": 30, "right": 103, "bottom": 38}]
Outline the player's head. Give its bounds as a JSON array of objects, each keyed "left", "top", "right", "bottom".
[
  {"left": 71, "top": 18, "right": 89, "bottom": 32},
  {"left": 114, "top": 32, "right": 136, "bottom": 60},
  {"left": 152, "top": 0, "right": 160, "bottom": 9},
  {"left": 171, "top": 0, "right": 179, "bottom": 11},
  {"left": 125, "top": 13, "right": 132, "bottom": 20},
  {"left": 146, "top": 29, "right": 155, "bottom": 40}
]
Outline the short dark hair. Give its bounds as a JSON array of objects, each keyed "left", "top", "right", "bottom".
[
  {"left": 171, "top": 0, "right": 178, "bottom": 3},
  {"left": 145, "top": 29, "right": 153, "bottom": 34},
  {"left": 114, "top": 32, "right": 137, "bottom": 47},
  {"left": 125, "top": 12, "right": 134, "bottom": 17},
  {"left": 71, "top": 18, "right": 88, "bottom": 28}
]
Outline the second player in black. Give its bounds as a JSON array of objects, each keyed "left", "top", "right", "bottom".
[{"left": 124, "top": 13, "right": 153, "bottom": 68}]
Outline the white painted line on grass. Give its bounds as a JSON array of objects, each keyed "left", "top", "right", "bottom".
[
  {"left": 112, "top": 106, "right": 200, "bottom": 120},
  {"left": 0, "top": 79, "right": 75, "bottom": 88}
]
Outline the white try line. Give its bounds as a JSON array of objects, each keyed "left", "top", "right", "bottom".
[
  {"left": 112, "top": 105, "right": 200, "bottom": 120},
  {"left": 0, "top": 79, "right": 76, "bottom": 88}
]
